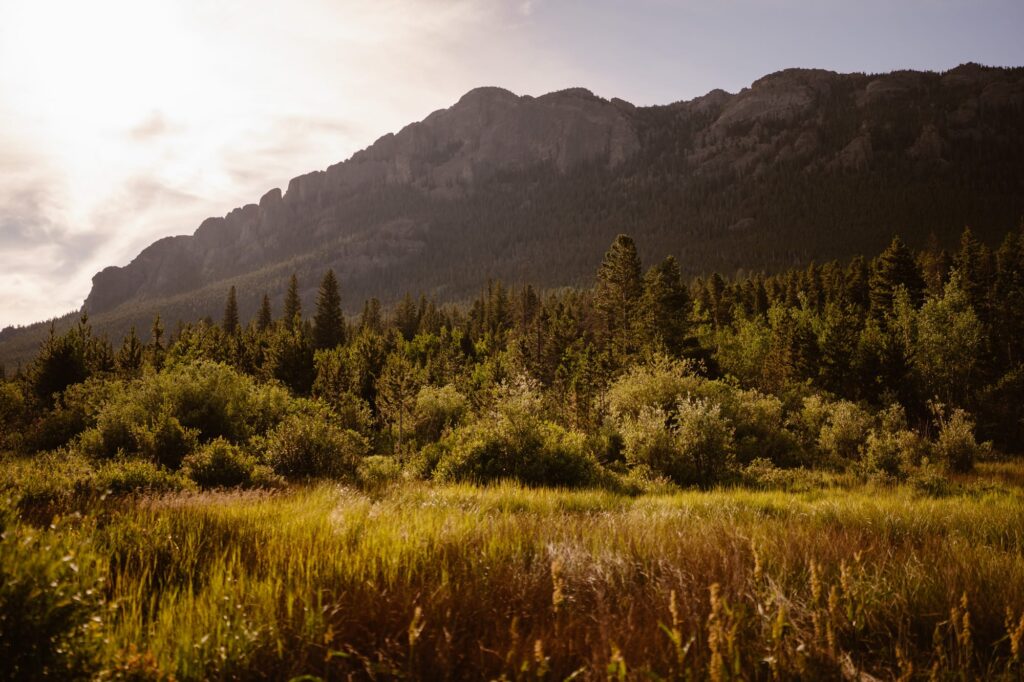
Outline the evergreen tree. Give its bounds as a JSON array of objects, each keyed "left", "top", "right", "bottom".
[
  {"left": 256, "top": 294, "right": 273, "bottom": 332},
  {"left": 223, "top": 286, "right": 240, "bottom": 335},
  {"left": 376, "top": 350, "right": 422, "bottom": 453},
  {"left": 313, "top": 269, "right": 345, "bottom": 349},
  {"left": 283, "top": 274, "right": 302, "bottom": 327},
  {"left": 869, "top": 236, "right": 925, "bottom": 318},
  {"left": 359, "top": 298, "right": 383, "bottom": 335},
  {"left": 639, "top": 256, "right": 691, "bottom": 355},
  {"left": 594, "top": 234, "right": 643, "bottom": 358},
  {"left": 148, "top": 315, "right": 165, "bottom": 371},
  {"left": 393, "top": 293, "right": 420, "bottom": 341},
  {"left": 115, "top": 326, "right": 144, "bottom": 375}
]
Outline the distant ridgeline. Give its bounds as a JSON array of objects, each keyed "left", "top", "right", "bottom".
[
  {"left": 5, "top": 224, "right": 1024, "bottom": 452},
  {"left": 1, "top": 62, "right": 1023, "bottom": 366}
]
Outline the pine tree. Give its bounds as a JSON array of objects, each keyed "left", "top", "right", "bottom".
[
  {"left": 639, "top": 256, "right": 691, "bottom": 355},
  {"left": 594, "top": 234, "right": 643, "bottom": 358},
  {"left": 869, "top": 236, "right": 925, "bottom": 318},
  {"left": 359, "top": 298, "right": 383, "bottom": 334},
  {"left": 256, "top": 294, "right": 273, "bottom": 332},
  {"left": 283, "top": 274, "right": 302, "bottom": 327},
  {"left": 313, "top": 269, "right": 345, "bottom": 349},
  {"left": 115, "top": 326, "right": 144, "bottom": 375},
  {"left": 223, "top": 286, "right": 240, "bottom": 335},
  {"left": 148, "top": 315, "right": 165, "bottom": 371}
]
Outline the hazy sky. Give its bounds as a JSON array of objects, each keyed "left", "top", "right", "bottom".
[{"left": 1, "top": 0, "right": 1022, "bottom": 328}]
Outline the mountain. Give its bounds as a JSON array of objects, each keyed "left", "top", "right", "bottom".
[{"left": 2, "top": 63, "right": 1023, "bottom": 366}]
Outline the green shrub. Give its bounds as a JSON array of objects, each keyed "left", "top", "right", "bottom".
[
  {"left": 263, "top": 412, "right": 368, "bottom": 479},
  {"left": 182, "top": 438, "right": 261, "bottom": 488},
  {"left": 77, "top": 362, "right": 300, "bottom": 464},
  {"left": 434, "top": 380, "right": 598, "bottom": 487},
  {"left": 0, "top": 450, "right": 97, "bottom": 518},
  {"left": 862, "top": 430, "right": 904, "bottom": 476},
  {"left": 817, "top": 400, "right": 872, "bottom": 461},
  {"left": 413, "top": 384, "right": 469, "bottom": 444},
  {"left": 702, "top": 383, "right": 800, "bottom": 466},
  {"left": 606, "top": 356, "right": 703, "bottom": 421},
  {"left": 620, "top": 398, "right": 736, "bottom": 487},
  {"left": 93, "top": 459, "right": 194, "bottom": 496},
  {"left": 356, "top": 455, "right": 404, "bottom": 491},
  {"left": 933, "top": 408, "right": 990, "bottom": 474},
  {"left": 0, "top": 501, "right": 104, "bottom": 679}
]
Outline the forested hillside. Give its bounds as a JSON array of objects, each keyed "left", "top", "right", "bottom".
[{"left": 1, "top": 62, "right": 1022, "bottom": 367}]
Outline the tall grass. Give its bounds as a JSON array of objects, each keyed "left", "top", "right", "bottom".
[{"left": 4, "top": 468, "right": 1024, "bottom": 679}]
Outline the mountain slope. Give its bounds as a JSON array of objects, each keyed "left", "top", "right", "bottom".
[{"left": 2, "top": 63, "right": 1023, "bottom": 366}]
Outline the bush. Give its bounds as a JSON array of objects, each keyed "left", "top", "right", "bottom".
[
  {"left": 817, "top": 400, "right": 872, "bottom": 461},
  {"left": 77, "top": 362, "right": 299, "bottom": 464},
  {"left": 702, "top": 383, "right": 800, "bottom": 466},
  {"left": 606, "top": 356, "right": 703, "bottom": 421},
  {"left": 182, "top": 438, "right": 262, "bottom": 488},
  {"left": 93, "top": 459, "right": 194, "bottom": 496},
  {"left": 356, "top": 455, "right": 404, "bottom": 492},
  {"left": 933, "top": 408, "right": 990, "bottom": 473},
  {"left": 413, "top": 384, "right": 469, "bottom": 444},
  {"left": 0, "top": 450, "right": 97, "bottom": 518},
  {"left": 0, "top": 501, "right": 104, "bottom": 679},
  {"left": 433, "top": 380, "right": 598, "bottom": 487},
  {"left": 862, "top": 430, "right": 903, "bottom": 476},
  {"left": 263, "top": 412, "right": 368, "bottom": 479},
  {"left": 620, "top": 398, "right": 736, "bottom": 487}
]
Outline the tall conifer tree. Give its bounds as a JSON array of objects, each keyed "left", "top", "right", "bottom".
[
  {"left": 283, "top": 274, "right": 302, "bottom": 327},
  {"left": 223, "top": 286, "right": 240, "bottom": 335},
  {"left": 313, "top": 270, "right": 345, "bottom": 349}
]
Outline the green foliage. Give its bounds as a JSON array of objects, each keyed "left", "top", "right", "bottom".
[
  {"left": 816, "top": 400, "right": 873, "bottom": 461},
  {"left": 413, "top": 384, "right": 468, "bottom": 444},
  {"left": 356, "top": 455, "right": 404, "bottom": 491},
  {"left": 313, "top": 269, "right": 345, "bottom": 349},
  {"left": 0, "top": 502, "right": 104, "bottom": 680},
  {"left": 933, "top": 406, "right": 989, "bottom": 473},
  {"left": 619, "top": 398, "right": 736, "bottom": 487},
  {"left": 262, "top": 410, "right": 368, "bottom": 479},
  {"left": 182, "top": 438, "right": 269, "bottom": 488},
  {"left": 433, "top": 380, "right": 598, "bottom": 486},
  {"left": 93, "top": 459, "right": 194, "bottom": 496}
]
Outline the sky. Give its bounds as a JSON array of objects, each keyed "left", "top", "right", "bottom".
[{"left": 1, "top": 0, "right": 1022, "bottom": 328}]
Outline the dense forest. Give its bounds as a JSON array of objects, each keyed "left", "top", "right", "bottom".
[
  {"left": 2, "top": 224, "right": 1019, "bottom": 497},
  {"left": 5, "top": 226, "right": 1024, "bottom": 680}
]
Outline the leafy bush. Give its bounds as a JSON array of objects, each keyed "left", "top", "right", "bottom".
[
  {"left": 862, "top": 430, "right": 903, "bottom": 476},
  {"left": 0, "top": 450, "right": 97, "bottom": 518},
  {"left": 702, "top": 383, "right": 800, "bottom": 466},
  {"left": 78, "top": 362, "right": 298, "bottom": 464},
  {"left": 182, "top": 438, "right": 263, "bottom": 488},
  {"left": 263, "top": 411, "right": 368, "bottom": 479},
  {"left": 606, "top": 356, "right": 703, "bottom": 421},
  {"left": 0, "top": 501, "right": 104, "bottom": 679},
  {"left": 933, "top": 408, "right": 989, "bottom": 473},
  {"left": 93, "top": 459, "right": 194, "bottom": 496},
  {"left": 620, "top": 398, "right": 736, "bottom": 487},
  {"left": 413, "top": 384, "right": 469, "bottom": 444},
  {"left": 356, "top": 455, "right": 404, "bottom": 491},
  {"left": 433, "top": 380, "right": 598, "bottom": 487},
  {"left": 817, "top": 400, "right": 872, "bottom": 461}
]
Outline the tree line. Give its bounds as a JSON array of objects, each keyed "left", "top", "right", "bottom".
[{"left": 1, "top": 224, "right": 1020, "bottom": 490}]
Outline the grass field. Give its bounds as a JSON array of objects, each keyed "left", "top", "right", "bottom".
[{"left": 4, "top": 463, "right": 1024, "bottom": 680}]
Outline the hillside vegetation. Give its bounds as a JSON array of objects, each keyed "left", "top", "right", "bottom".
[{"left": 2, "top": 226, "right": 1024, "bottom": 678}]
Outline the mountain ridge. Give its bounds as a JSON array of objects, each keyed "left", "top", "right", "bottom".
[{"left": 2, "top": 62, "right": 1023, "bottom": 366}]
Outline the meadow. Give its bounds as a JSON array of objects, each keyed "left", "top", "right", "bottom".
[{"left": 4, "top": 462, "right": 1024, "bottom": 680}]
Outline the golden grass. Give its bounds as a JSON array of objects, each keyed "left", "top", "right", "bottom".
[{"left": 54, "top": 473, "right": 1024, "bottom": 680}]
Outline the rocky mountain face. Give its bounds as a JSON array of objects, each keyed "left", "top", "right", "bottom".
[
  {"left": 84, "top": 87, "right": 640, "bottom": 314},
  {"left": 2, "top": 63, "right": 1023, "bottom": 364}
]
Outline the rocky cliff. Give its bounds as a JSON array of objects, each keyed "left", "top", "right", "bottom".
[{"left": 2, "top": 63, "right": 1022, "bottom": 365}]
